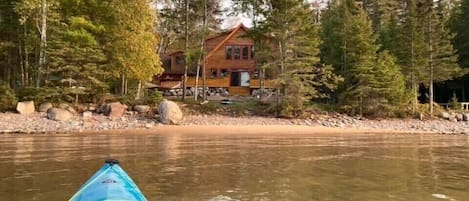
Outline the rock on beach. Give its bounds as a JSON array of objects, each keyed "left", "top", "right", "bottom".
[
  {"left": 16, "top": 101, "right": 35, "bottom": 114},
  {"left": 47, "top": 108, "right": 73, "bottom": 121},
  {"left": 158, "top": 100, "right": 183, "bottom": 125}
]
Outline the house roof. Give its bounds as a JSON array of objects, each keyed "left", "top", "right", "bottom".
[{"left": 204, "top": 23, "right": 249, "bottom": 62}]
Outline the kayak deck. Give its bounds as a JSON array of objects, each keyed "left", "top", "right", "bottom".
[{"left": 69, "top": 159, "right": 148, "bottom": 201}]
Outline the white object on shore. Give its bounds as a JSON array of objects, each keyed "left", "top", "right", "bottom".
[
  {"left": 158, "top": 100, "right": 183, "bottom": 125},
  {"left": 16, "top": 101, "right": 35, "bottom": 114},
  {"left": 82, "top": 111, "right": 93, "bottom": 119}
]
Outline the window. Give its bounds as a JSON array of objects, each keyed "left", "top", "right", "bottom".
[
  {"left": 227, "top": 45, "right": 253, "bottom": 60},
  {"left": 226, "top": 46, "right": 232, "bottom": 59},
  {"left": 251, "top": 46, "right": 255, "bottom": 58},
  {"left": 210, "top": 68, "right": 217, "bottom": 78},
  {"left": 220, "top": 69, "right": 229, "bottom": 77},
  {"left": 242, "top": 46, "right": 249, "bottom": 60},
  {"left": 176, "top": 55, "right": 185, "bottom": 64},
  {"left": 253, "top": 68, "right": 259, "bottom": 78},
  {"left": 233, "top": 46, "right": 241, "bottom": 60}
]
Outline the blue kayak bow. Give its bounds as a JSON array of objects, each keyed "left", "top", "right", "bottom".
[{"left": 69, "top": 159, "right": 148, "bottom": 201}]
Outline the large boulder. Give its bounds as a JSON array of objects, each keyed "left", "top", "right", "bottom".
[
  {"left": 59, "top": 103, "right": 77, "bottom": 115},
  {"left": 82, "top": 111, "right": 93, "bottom": 119},
  {"left": 463, "top": 113, "right": 469, "bottom": 122},
  {"left": 16, "top": 101, "right": 35, "bottom": 114},
  {"left": 134, "top": 105, "right": 151, "bottom": 114},
  {"left": 158, "top": 100, "right": 183, "bottom": 125},
  {"left": 38, "top": 102, "right": 53, "bottom": 112},
  {"left": 456, "top": 113, "right": 464, "bottom": 121},
  {"left": 47, "top": 108, "right": 72, "bottom": 121},
  {"left": 104, "top": 102, "right": 127, "bottom": 117},
  {"left": 440, "top": 112, "right": 451, "bottom": 120}
]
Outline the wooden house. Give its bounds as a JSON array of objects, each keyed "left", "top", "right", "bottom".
[{"left": 155, "top": 24, "right": 274, "bottom": 96}]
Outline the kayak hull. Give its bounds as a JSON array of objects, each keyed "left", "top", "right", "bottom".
[{"left": 69, "top": 160, "right": 147, "bottom": 201}]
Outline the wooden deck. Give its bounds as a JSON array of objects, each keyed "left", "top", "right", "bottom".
[
  {"left": 186, "top": 77, "right": 230, "bottom": 88},
  {"left": 249, "top": 79, "right": 276, "bottom": 89},
  {"left": 157, "top": 76, "right": 277, "bottom": 96}
]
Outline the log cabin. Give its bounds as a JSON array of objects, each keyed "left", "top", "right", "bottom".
[{"left": 155, "top": 24, "right": 275, "bottom": 96}]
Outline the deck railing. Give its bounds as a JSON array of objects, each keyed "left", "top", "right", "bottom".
[{"left": 439, "top": 102, "right": 469, "bottom": 110}]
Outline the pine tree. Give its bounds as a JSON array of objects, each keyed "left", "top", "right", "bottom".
[
  {"left": 238, "top": 0, "right": 341, "bottom": 116},
  {"left": 382, "top": 0, "right": 427, "bottom": 111},
  {"left": 450, "top": 0, "right": 469, "bottom": 67},
  {"left": 322, "top": 0, "right": 408, "bottom": 116},
  {"left": 421, "top": 0, "right": 462, "bottom": 114}
]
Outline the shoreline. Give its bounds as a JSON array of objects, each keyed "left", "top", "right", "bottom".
[
  {"left": 1, "top": 112, "right": 467, "bottom": 135},
  {"left": 76, "top": 125, "right": 432, "bottom": 136}
]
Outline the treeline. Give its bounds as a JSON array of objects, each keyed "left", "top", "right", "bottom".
[
  {"left": 230, "top": 0, "right": 468, "bottom": 117},
  {"left": 0, "top": 0, "right": 162, "bottom": 107}
]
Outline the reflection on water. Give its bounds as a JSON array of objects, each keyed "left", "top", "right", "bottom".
[{"left": 0, "top": 133, "right": 468, "bottom": 201}]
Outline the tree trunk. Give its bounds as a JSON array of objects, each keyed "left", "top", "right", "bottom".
[
  {"left": 121, "top": 72, "right": 125, "bottom": 95},
  {"left": 195, "top": 0, "right": 208, "bottom": 101},
  {"left": 37, "top": 0, "right": 47, "bottom": 88},
  {"left": 18, "top": 28, "right": 25, "bottom": 87},
  {"left": 24, "top": 24, "right": 30, "bottom": 87},
  {"left": 136, "top": 80, "right": 142, "bottom": 100},
  {"left": 428, "top": 14, "right": 434, "bottom": 115},
  {"left": 411, "top": 30, "right": 417, "bottom": 113},
  {"left": 182, "top": 0, "right": 189, "bottom": 101}
]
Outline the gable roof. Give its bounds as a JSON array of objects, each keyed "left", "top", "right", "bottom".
[{"left": 204, "top": 23, "right": 249, "bottom": 62}]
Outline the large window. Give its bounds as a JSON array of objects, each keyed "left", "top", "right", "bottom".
[
  {"left": 226, "top": 45, "right": 254, "bottom": 60},
  {"left": 233, "top": 46, "right": 241, "bottom": 59},
  {"left": 251, "top": 46, "right": 255, "bottom": 58},
  {"left": 242, "top": 46, "right": 249, "bottom": 60},
  {"left": 175, "top": 55, "right": 185, "bottom": 64},
  {"left": 226, "top": 46, "right": 232, "bottom": 59}
]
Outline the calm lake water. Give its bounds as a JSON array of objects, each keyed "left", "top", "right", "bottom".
[{"left": 0, "top": 132, "right": 468, "bottom": 201}]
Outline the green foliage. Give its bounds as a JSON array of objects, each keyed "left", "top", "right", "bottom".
[
  {"left": 322, "top": 2, "right": 410, "bottom": 117},
  {"left": 450, "top": 0, "right": 469, "bottom": 68},
  {"left": 449, "top": 93, "right": 460, "bottom": 110},
  {"left": 0, "top": 85, "right": 18, "bottom": 112},
  {"left": 116, "top": 94, "right": 136, "bottom": 106},
  {"left": 16, "top": 87, "right": 63, "bottom": 103},
  {"left": 107, "top": 0, "right": 163, "bottom": 81},
  {"left": 248, "top": 0, "right": 341, "bottom": 116},
  {"left": 143, "top": 92, "right": 164, "bottom": 106}
]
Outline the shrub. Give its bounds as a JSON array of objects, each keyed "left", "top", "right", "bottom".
[
  {"left": 116, "top": 93, "right": 135, "bottom": 106},
  {"left": 0, "top": 85, "right": 17, "bottom": 112},
  {"left": 144, "top": 92, "right": 163, "bottom": 106},
  {"left": 449, "top": 93, "right": 460, "bottom": 110},
  {"left": 16, "top": 87, "right": 69, "bottom": 104}
]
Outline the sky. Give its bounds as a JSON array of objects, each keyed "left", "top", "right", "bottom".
[{"left": 220, "top": 0, "right": 328, "bottom": 29}]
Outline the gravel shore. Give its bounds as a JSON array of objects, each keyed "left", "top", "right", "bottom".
[{"left": 0, "top": 112, "right": 468, "bottom": 134}]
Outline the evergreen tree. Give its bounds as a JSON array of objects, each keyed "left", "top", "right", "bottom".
[
  {"left": 421, "top": 0, "right": 463, "bottom": 114},
  {"left": 381, "top": 0, "right": 427, "bottom": 111},
  {"left": 450, "top": 0, "right": 469, "bottom": 67},
  {"left": 250, "top": 0, "right": 341, "bottom": 116},
  {"left": 47, "top": 16, "right": 108, "bottom": 98},
  {"left": 322, "top": 0, "right": 408, "bottom": 116}
]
